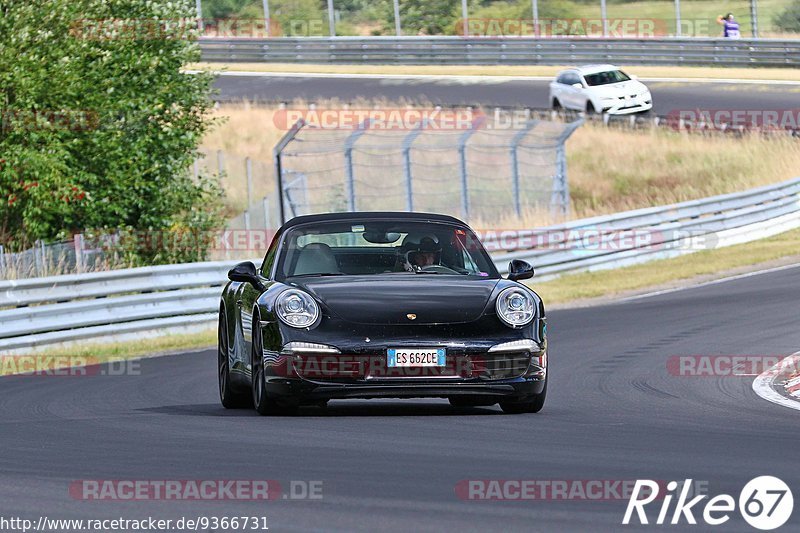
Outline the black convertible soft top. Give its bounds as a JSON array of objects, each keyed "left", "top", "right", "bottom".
[{"left": 282, "top": 211, "right": 466, "bottom": 229}]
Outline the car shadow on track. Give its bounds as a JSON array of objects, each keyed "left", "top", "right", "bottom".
[{"left": 137, "top": 401, "right": 505, "bottom": 417}]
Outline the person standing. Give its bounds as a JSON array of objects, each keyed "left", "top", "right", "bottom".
[{"left": 716, "top": 13, "right": 741, "bottom": 38}]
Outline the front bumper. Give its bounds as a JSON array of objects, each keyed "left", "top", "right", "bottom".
[
  {"left": 602, "top": 98, "right": 653, "bottom": 115},
  {"left": 262, "top": 341, "right": 547, "bottom": 404}
]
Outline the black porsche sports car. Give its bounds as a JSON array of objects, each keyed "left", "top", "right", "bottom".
[{"left": 218, "top": 212, "right": 547, "bottom": 415}]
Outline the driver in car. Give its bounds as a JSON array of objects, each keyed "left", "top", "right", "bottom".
[{"left": 404, "top": 237, "right": 442, "bottom": 272}]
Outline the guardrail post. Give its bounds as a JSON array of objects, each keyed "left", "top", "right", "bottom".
[
  {"left": 401, "top": 119, "right": 428, "bottom": 212},
  {"left": 0, "top": 245, "right": 5, "bottom": 279},
  {"left": 510, "top": 120, "right": 539, "bottom": 219},
  {"left": 74, "top": 234, "right": 85, "bottom": 274},
  {"left": 217, "top": 150, "right": 225, "bottom": 177},
  {"left": 457, "top": 115, "right": 484, "bottom": 220},
  {"left": 343, "top": 119, "right": 372, "bottom": 212},
  {"left": 33, "top": 240, "right": 42, "bottom": 277},
  {"left": 273, "top": 119, "right": 306, "bottom": 224}
]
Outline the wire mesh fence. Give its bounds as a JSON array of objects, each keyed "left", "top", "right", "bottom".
[
  {"left": 273, "top": 111, "right": 583, "bottom": 226},
  {"left": 0, "top": 237, "right": 119, "bottom": 280},
  {"left": 2, "top": 111, "right": 581, "bottom": 279}
]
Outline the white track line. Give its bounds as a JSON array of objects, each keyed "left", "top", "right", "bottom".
[
  {"left": 752, "top": 353, "right": 800, "bottom": 411},
  {"left": 621, "top": 262, "right": 800, "bottom": 302},
  {"left": 194, "top": 70, "right": 800, "bottom": 85}
]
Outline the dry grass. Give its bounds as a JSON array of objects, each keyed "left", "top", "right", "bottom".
[
  {"left": 566, "top": 126, "right": 800, "bottom": 217},
  {"left": 190, "top": 63, "right": 800, "bottom": 82},
  {"left": 202, "top": 103, "right": 800, "bottom": 223}
]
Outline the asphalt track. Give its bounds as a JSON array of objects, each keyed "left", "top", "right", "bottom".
[
  {"left": 2, "top": 263, "right": 799, "bottom": 532},
  {"left": 213, "top": 73, "right": 800, "bottom": 114}
]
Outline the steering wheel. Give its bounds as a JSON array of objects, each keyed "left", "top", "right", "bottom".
[{"left": 420, "top": 264, "right": 459, "bottom": 274}]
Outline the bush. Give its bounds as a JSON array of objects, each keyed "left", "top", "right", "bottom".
[
  {"left": 774, "top": 0, "right": 800, "bottom": 33},
  {"left": 0, "top": 0, "right": 222, "bottom": 263}
]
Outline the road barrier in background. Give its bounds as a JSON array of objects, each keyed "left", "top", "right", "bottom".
[
  {"left": 199, "top": 37, "right": 800, "bottom": 67},
  {"left": 1, "top": 177, "right": 798, "bottom": 352}
]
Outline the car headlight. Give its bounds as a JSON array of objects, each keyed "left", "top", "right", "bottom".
[
  {"left": 495, "top": 287, "right": 535, "bottom": 328},
  {"left": 276, "top": 289, "right": 319, "bottom": 328}
]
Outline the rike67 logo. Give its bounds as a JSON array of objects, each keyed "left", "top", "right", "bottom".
[{"left": 623, "top": 476, "right": 793, "bottom": 530}]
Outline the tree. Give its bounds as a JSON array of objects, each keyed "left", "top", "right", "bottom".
[
  {"left": 774, "top": 0, "right": 800, "bottom": 33},
  {"left": 0, "top": 0, "right": 221, "bottom": 263}
]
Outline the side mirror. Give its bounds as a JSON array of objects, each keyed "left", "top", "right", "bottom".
[
  {"left": 572, "top": 82, "right": 583, "bottom": 89},
  {"left": 507, "top": 259, "right": 534, "bottom": 282},
  {"left": 228, "top": 261, "right": 265, "bottom": 290}
]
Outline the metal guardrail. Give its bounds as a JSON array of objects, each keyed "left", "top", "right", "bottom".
[
  {"left": 199, "top": 37, "right": 800, "bottom": 67},
  {"left": 1, "top": 177, "right": 799, "bottom": 351}
]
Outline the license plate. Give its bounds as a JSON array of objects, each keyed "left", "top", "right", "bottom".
[{"left": 387, "top": 348, "right": 445, "bottom": 367}]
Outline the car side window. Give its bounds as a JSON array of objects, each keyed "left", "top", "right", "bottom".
[
  {"left": 565, "top": 73, "right": 581, "bottom": 87},
  {"left": 260, "top": 230, "right": 281, "bottom": 279},
  {"left": 556, "top": 72, "right": 567, "bottom": 84}
]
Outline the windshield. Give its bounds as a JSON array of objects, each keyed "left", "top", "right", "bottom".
[
  {"left": 583, "top": 70, "right": 631, "bottom": 87},
  {"left": 275, "top": 220, "right": 499, "bottom": 280}
]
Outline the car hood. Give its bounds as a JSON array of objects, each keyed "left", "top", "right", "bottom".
[
  {"left": 291, "top": 275, "right": 501, "bottom": 325},
  {"left": 588, "top": 80, "right": 648, "bottom": 97}
]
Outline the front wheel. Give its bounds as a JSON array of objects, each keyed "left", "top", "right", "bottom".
[
  {"left": 251, "top": 317, "right": 297, "bottom": 416},
  {"left": 218, "top": 311, "right": 251, "bottom": 409},
  {"left": 499, "top": 378, "right": 547, "bottom": 414}
]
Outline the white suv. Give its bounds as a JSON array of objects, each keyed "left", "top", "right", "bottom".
[{"left": 549, "top": 65, "right": 653, "bottom": 115}]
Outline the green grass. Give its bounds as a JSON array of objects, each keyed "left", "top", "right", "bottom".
[{"left": 0, "top": 329, "right": 216, "bottom": 377}]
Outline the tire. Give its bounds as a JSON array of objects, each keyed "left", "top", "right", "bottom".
[
  {"left": 251, "top": 314, "right": 297, "bottom": 416},
  {"left": 551, "top": 98, "right": 562, "bottom": 111},
  {"left": 448, "top": 397, "right": 497, "bottom": 408},
  {"left": 218, "top": 310, "right": 251, "bottom": 409},
  {"left": 585, "top": 102, "right": 597, "bottom": 115},
  {"left": 499, "top": 378, "right": 547, "bottom": 414}
]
